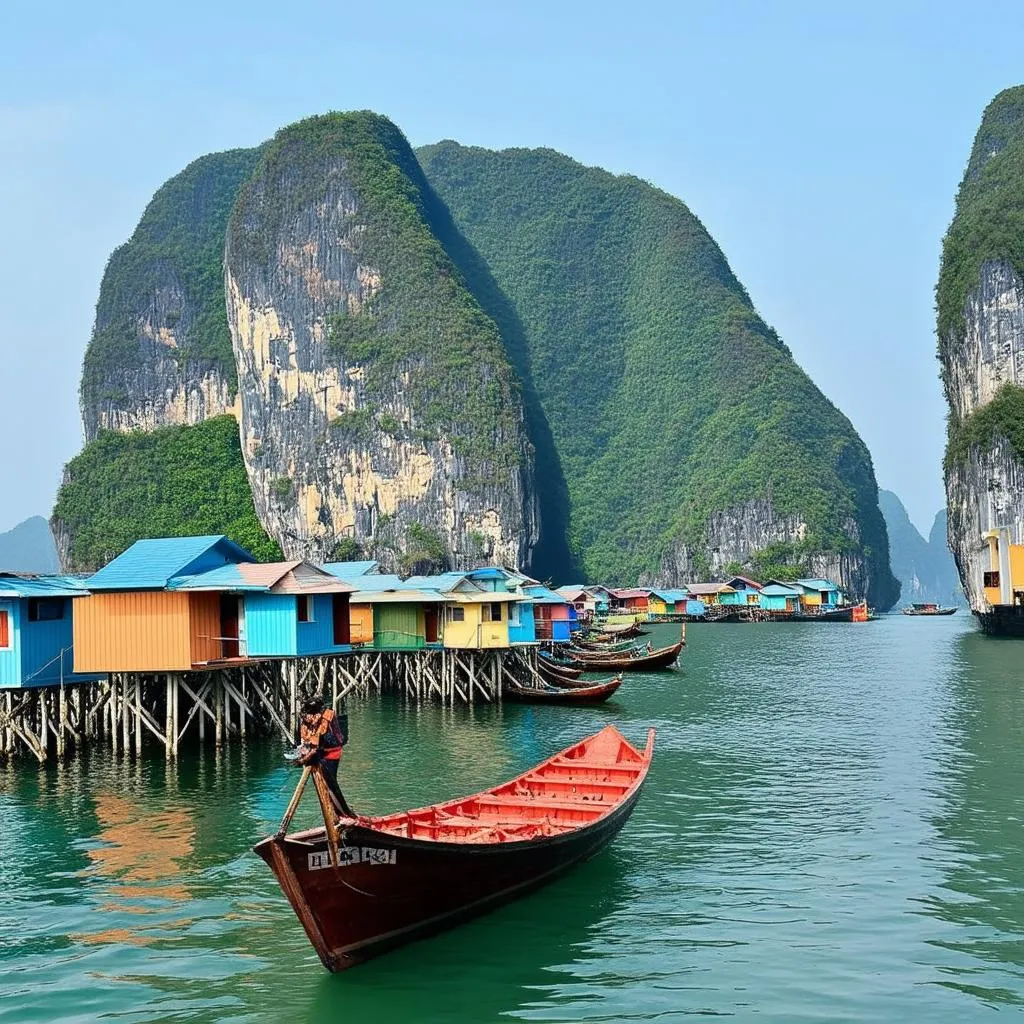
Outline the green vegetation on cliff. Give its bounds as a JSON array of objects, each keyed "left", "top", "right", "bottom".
[
  {"left": 938, "top": 87, "right": 1024, "bottom": 475},
  {"left": 418, "top": 143, "right": 896, "bottom": 601},
  {"left": 937, "top": 86, "right": 1024, "bottom": 349},
  {"left": 82, "top": 147, "right": 262, "bottom": 411},
  {"left": 228, "top": 112, "right": 525, "bottom": 475},
  {"left": 53, "top": 417, "right": 280, "bottom": 571},
  {"left": 945, "top": 383, "right": 1024, "bottom": 469}
]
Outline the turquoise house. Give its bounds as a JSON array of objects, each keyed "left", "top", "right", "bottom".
[
  {"left": 794, "top": 578, "right": 842, "bottom": 608},
  {"left": 721, "top": 576, "right": 763, "bottom": 607},
  {"left": 758, "top": 582, "right": 802, "bottom": 612},
  {"left": 0, "top": 574, "right": 103, "bottom": 688},
  {"left": 171, "top": 560, "right": 356, "bottom": 658}
]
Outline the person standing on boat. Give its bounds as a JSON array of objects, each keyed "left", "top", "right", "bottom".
[{"left": 298, "top": 697, "right": 353, "bottom": 816}]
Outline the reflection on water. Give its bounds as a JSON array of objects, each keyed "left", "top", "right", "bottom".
[
  {"left": 923, "top": 631, "right": 1024, "bottom": 1007},
  {"left": 1, "top": 617, "right": 1024, "bottom": 1022}
]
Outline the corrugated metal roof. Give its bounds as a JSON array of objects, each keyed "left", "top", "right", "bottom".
[
  {"left": 795, "top": 578, "right": 839, "bottom": 590},
  {"left": 322, "top": 560, "right": 380, "bottom": 579},
  {"left": 0, "top": 573, "right": 91, "bottom": 598},
  {"left": 404, "top": 572, "right": 469, "bottom": 593},
  {"left": 172, "top": 560, "right": 356, "bottom": 594},
  {"left": 522, "top": 584, "right": 569, "bottom": 604},
  {"left": 87, "top": 536, "right": 254, "bottom": 590},
  {"left": 612, "top": 587, "right": 654, "bottom": 598},
  {"left": 726, "top": 576, "right": 763, "bottom": 590},
  {"left": 652, "top": 589, "right": 689, "bottom": 601},
  {"left": 684, "top": 582, "right": 736, "bottom": 596},
  {"left": 760, "top": 583, "right": 802, "bottom": 596},
  {"left": 342, "top": 574, "right": 418, "bottom": 592},
  {"left": 350, "top": 588, "right": 446, "bottom": 604}
]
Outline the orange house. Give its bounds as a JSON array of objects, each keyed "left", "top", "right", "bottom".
[{"left": 73, "top": 535, "right": 256, "bottom": 674}]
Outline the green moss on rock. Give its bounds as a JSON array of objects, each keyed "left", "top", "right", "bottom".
[{"left": 53, "top": 416, "right": 280, "bottom": 571}]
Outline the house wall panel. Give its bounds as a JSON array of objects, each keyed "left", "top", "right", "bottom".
[{"left": 73, "top": 592, "right": 193, "bottom": 672}]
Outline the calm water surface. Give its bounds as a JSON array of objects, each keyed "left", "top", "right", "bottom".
[{"left": 2, "top": 617, "right": 1023, "bottom": 1022}]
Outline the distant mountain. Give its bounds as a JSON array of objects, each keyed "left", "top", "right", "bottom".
[
  {"left": 0, "top": 516, "right": 60, "bottom": 573},
  {"left": 878, "top": 491, "right": 963, "bottom": 606}
]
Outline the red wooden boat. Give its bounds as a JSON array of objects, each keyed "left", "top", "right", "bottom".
[
  {"left": 567, "top": 640, "right": 683, "bottom": 672},
  {"left": 504, "top": 676, "right": 623, "bottom": 703},
  {"left": 255, "top": 725, "right": 654, "bottom": 971}
]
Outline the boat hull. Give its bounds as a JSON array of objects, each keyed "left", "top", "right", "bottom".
[
  {"left": 976, "top": 607, "right": 1024, "bottom": 636},
  {"left": 567, "top": 641, "right": 682, "bottom": 672},
  {"left": 504, "top": 677, "right": 622, "bottom": 703},
  {"left": 254, "top": 771, "right": 646, "bottom": 970}
]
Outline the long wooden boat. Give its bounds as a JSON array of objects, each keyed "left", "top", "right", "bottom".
[
  {"left": 572, "top": 637, "right": 636, "bottom": 653},
  {"left": 543, "top": 672, "right": 623, "bottom": 691},
  {"left": 538, "top": 659, "right": 584, "bottom": 683},
  {"left": 254, "top": 725, "right": 655, "bottom": 971},
  {"left": 590, "top": 622, "right": 647, "bottom": 638},
  {"left": 504, "top": 676, "right": 623, "bottom": 703},
  {"left": 567, "top": 640, "right": 683, "bottom": 672},
  {"left": 901, "top": 603, "right": 958, "bottom": 616}
]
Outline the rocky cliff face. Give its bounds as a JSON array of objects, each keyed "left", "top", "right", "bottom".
[
  {"left": 649, "top": 498, "right": 874, "bottom": 595},
  {"left": 224, "top": 114, "right": 538, "bottom": 568},
  {"left": 944, "top": 260, "right": 1024, "bottom": 421},
  {"left": 80, "top": 149, "right": 260, "bottom": 440},
  {"left": 938, "top": 87, "right": 1024, "bottom": 613},
  {"left": 946, "top": 437, "right": 1024, "bottom": 608}
]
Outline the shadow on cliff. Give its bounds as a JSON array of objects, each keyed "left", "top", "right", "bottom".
[{"left": 405, "top": 161, "right": 579, "bottom": 581}]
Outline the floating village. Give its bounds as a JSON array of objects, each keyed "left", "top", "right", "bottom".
[
  {"left": 0, "top": 533, "right": 875, "bottom": 768},
  {"left": 0, "top": 535, "right": 887, "bottom": 968}
]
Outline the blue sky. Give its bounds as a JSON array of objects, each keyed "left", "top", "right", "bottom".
[{"left": 1, "top": 0, "right": 1021, "bottom": 536}]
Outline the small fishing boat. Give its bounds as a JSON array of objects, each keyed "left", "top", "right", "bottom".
[
  {"left": 538, "top": 659, "right": 584, "bottom": 683},
  {"left": 567, "top": 640, "right": 683, "bottom": 672},
  {"left": 504, "top": 676, "right": 623, "bottom": 703},
  {"left": 254, "top": 725, "right": 655, "bottom": 971},
  {"left": 902, "top": 603, "right": 958, "bottom": 616},
  {"left": 542, "top": 672, "right": 622, "bottom": 691},
  {"left": 591, "top": 622, "right": 648, "bottom": 639}
]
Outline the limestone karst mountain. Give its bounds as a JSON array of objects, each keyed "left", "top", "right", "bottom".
[{"left": 54, "top": 111, "right": 897, "bottom": 605}]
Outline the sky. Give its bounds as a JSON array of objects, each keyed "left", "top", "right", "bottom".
[{"left": 1, "top": 0, "right": 1022, "bottom": 537}]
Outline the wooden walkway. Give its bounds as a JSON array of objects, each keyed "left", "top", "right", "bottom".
[{"left": 0, "top": 647, "right": 545, "bottom": 764}]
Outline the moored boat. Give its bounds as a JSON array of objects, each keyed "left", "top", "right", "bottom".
[
  {"left": 538, "top": 659, "right": 584, "bottom": 683},
  {"left": 566, "top": 640, "right": 683, "bottom": 672},
  {"left": 254, "top": 725, "right": 655, "bottom": 971},
  {"left": 901, "top": 603, "right": 958, "bottom": 616},
  {"left": 504, "top": 676, "right": 623, "bottom": 703}
]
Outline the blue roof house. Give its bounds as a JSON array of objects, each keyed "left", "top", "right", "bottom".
[
  {"left": 0, "top": 574, "right": 103, "bottom": 688},
  {"left": 758, "top": 582, "right": 802, "bottom": 612},
  {"left": 171, "top": 560, "right": 357, "bottom": 658}
]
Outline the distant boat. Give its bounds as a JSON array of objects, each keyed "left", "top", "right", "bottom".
[
  {"left": 901, "top": 603, "right": 958, "bottom": 616},
  {"left": 254, "top": 725, "right": 654, "bottom": 970}
]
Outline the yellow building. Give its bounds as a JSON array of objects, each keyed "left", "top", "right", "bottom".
[
  {"left": 982, "top": 527, "right": 1024, "bottom": 606},
  {"left": 442, "top": 593, "right": 522, "bottom": 648}
]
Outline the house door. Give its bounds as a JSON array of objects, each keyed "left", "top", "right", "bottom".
[
  {"left": 219, "top": 594, "right": 240, "bottom": 659},
  {"left": 424, "top": 606, "right": 439, "bottom": 643},
  {"left": 332, "top": 594, "right": 350, "bottom": 645}
]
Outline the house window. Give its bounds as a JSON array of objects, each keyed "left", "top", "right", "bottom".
[
  {"left": 28, "top": 598, "right": 64, "bottom": 622},
  {"left": 297, "top": 595, "right": 314, "bottom": 623},
  {"left": 0, "top": 610, "right": 9, "bottom": 649},
  {"left": 481, "top": 602, "right": 503, "bottom": 622},
  {"left": 984, "top": 571, "right": 1001, "bottom": 589},
  {"left": 450, "top": 606, "right": 465, "bottom": 622}
]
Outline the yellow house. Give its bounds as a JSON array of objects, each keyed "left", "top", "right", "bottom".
[
  {"left": 982, "top": 527, "right": 1024, "bottom": 606},
  {"left": 442, "top": 593, "right": 522, "bottom": 648}
]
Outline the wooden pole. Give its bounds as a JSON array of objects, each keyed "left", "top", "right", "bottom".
[
  {"left": 173, "top": 674, "right": 180, "bottom": 757},
  {"left": 165, "top": 675, "right": 173, "bottom": 759},
  {"left": 121, "top": 675, "right": 130, "bottom": 754},
  {"left": 57, "top": 683, "right": 66, "bottom": 758},
  {"left": 134, "top": 676, "right": 142, "bottom": 756},
  {"left": 215, "top": 673, "right": 224, "bottom": 747}
]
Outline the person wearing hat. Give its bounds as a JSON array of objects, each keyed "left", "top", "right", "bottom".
[{"left": 298, "top": 696, "right": 351, "bottom": 815}]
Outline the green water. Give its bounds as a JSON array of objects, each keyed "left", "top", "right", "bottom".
[{"left": 2, "top": 617, "right": 1024, "bottom": 1022}]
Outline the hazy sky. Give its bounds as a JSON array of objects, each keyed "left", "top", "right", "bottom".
[{"left": 2, "top": 0, "right": 1021, "bottom": 536}]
